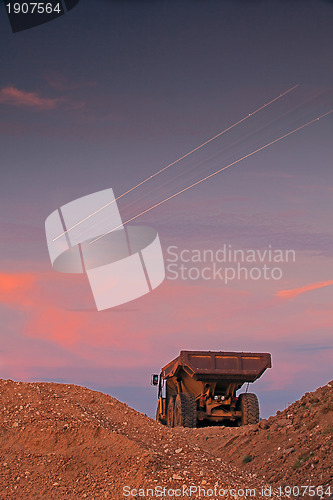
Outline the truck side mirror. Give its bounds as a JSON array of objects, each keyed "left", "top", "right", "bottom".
[{"left": 151, "top": 374, "right": 159, "bottom": 386}]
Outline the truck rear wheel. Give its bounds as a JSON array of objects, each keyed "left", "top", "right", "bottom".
[
  {"left": 166, "top": 397, "right": 175, "bottom": 427},
  {"left": 174, "top": 393, "right": 197, "bottom": 428},
  {"left": 238, "top": 393, "right": 259, "bottom": 425}
]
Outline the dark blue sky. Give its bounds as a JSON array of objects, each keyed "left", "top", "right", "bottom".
[{"left": 1, "top": 1, "right": 332, "bottom": 196}]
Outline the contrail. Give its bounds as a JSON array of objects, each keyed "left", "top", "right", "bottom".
[
  {"left": 276, "top": 280, "right": 333, "bottom": 299},
  {"left": 53, "top": 84, "right": 299, "bottom": 242},
  {"left": 119, "top": 88, "right": 326, "bottom": 217},
  {"left": 90, "top": 108, "right": 333, "bottom": 244}
]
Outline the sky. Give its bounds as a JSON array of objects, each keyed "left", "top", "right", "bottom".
[{"left": 0, "top": 0, "right": 332, "bottom": 419}]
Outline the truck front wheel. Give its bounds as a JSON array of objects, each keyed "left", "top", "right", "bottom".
[
  {"left": 238, "top": 393, "right": 259, "bottom": 425},
  {"left": 156, "top": 398, "right": 166, "bottom": 425},
  {"left": 174, "top": 393, "right": 197, "bottom": 428},
  {"left": 166, "top": 397, "right": 175, "bottom": 427}
]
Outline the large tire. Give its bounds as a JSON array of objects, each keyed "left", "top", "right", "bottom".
[
  {"left": 173, "top": 393, "right": 197, "bottom": 428},
  {"left": 156, "top": 398, "right": 166, "bottom": 425},
  {"left": 166, "top": 397, "right": 175, "bottom": 428},
  {"left": 238, "top": 393, "right": 259, "bottom": 425}
]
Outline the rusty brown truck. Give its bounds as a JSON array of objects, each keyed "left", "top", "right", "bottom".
[{"left": 151, "top": 350, "right": 272, "bottom": 427}]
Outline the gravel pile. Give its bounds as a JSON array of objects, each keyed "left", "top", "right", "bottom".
[
  {"left": 0, "top": 379, "right": 281, "bottom": 499},
  {"left": 177, "top": 381, "right": 333, "bottom": 499}
]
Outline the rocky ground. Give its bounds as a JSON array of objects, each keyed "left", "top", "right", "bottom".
[
  {"left": 0, "top": 379, "right": 332, "bottom": 500},
  {"left": 177, "top": 381, "right": 333, "bottom": 494}
]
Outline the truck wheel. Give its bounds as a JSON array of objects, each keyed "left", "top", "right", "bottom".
[
  {"left": 238, "top": 393, "right": 259, "bottom": 425},
  {"left": 174, "top": 393, "right": 197, "bottom": 428},
  {"left": 156, "top": 398, "right": 166, "bottom": 425},
  {"left": 166, "top": 397, "right": 175, "bottom": 427}
]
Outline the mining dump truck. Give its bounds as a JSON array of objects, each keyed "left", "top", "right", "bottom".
[{"left": 151, "top": 350, "right": 271, "bottom": 427}]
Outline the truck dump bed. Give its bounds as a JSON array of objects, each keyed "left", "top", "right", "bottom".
[{"left": 162, "top": 350, "right": 271, "bottom": 383}]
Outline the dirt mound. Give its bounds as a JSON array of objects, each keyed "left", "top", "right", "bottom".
[
  {"left": 0, "top": 379, "right": 277, "bottom": 500},
  {"left": 176, "top": 382, "right": 333, "bottom": 495}
]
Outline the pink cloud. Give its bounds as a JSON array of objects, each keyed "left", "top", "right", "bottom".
[
  {"left": 276, "top": 280, "right": 333, "bottom": 299},
  {"left": 0, "top": 265, "right": 332, "bottom": 390},
  {"left": 0, "top": 86, "right": 62, "bottom": 110},
  {"left": 0, "top": 270, "right": 87, "bottom": 345},
  {"left": 1, "top": 269, "right": 330, "bottom": 352},
  {"left": 0, "top": 271, "right": 37, "bottom": 307}
]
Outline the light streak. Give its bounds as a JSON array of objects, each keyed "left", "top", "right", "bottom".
[
  {"left": 90, "top": 108, "right": 333, "bottom": 244},
  {"left": 53, "top": 84, "right": 299, "bottom": 242}
]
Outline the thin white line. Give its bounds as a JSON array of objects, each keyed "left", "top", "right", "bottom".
[
  {"left": 90, "top": 108, "right": 333, "bottom": 244},
  {"left": 52, "top": 84, "right": 299, "bottom": 242}
]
